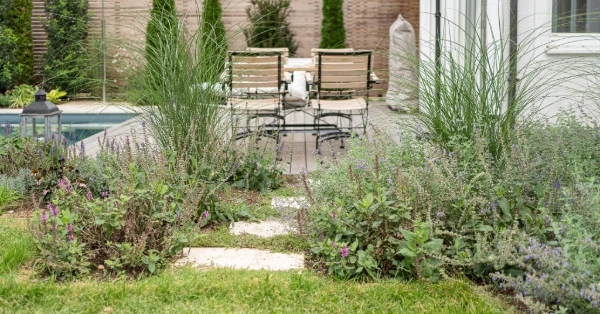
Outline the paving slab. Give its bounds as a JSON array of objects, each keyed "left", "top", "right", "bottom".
[
  {"left": 271, "top": 197, "right": 307, "bottom": 209},
  {"left": 229, "top": 221, "right": 293, "bottom": 237},
  {"left": 175, "top": 248, "right": 304, "bottom": 271}
]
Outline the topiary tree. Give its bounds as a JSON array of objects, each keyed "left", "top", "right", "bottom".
[
  {"left": 319, "top": 0, "right": 346, "bottom": 49},
  {"left": 42, "top": 0, "right": 90, "bottom": 94},
  {"left": 200, "top": 0, "right": 227, "bottom": 79},
  {"left": 244, "top": 0, "right": 298, "bottom": 55},
  {"left": 4, "top": 0, "right": 33, "bottom": 85},
  {"left": 145, "top": 0, "right": 179, "bottom": 89}
]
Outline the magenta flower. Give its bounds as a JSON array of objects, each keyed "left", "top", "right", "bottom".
[
  {"left": 331, "top": 212, "right": 338, "bottom": 219},
  {"left": 68, "top": 234, "right": 74, "bottom": 242},
  {"left": 40, "top": 211, "right": 48, "bottom": 224},
  {"left": 67, "top": 224, "right": 74, "bottom": 233},
  {"left": 43, "top": 189, "right": 50, "bottom": 196},
  {"left": 332, "top": 242, "right": 337, "bottom": 248},
  {"left": 47, "top": 204, "right": 58, "bottom": 217},
  {"left": 340, "top": 245, "right": 349, "bottom": 258},
  {"left": 101, "top": 191, "right": 109, "bottom": 198},
  {"left": 203, "top": 211, "right": 210, "bottom": 218},
  {"left": 86, "top": 190, "right": 92, "bottom": 201}
]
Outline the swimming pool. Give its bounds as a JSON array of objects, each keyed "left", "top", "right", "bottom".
[{"left": 0, "top": 113, "right": 138, "bottom": 143}]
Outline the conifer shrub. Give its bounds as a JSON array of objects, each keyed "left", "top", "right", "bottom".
[
  {"left": 200, "top": 0, "right": 227, "bottom": 79},
  {"left": 42, "top": 0, "right": 90, "bottom": 94},
  {"left": 145, "top": 0, "right": 179, "bottom": 90},
  {"left": 319, "top": 0, "right": 346, "bottom": 49},
  {"left": 244, "top": 0, "right": 298, "bottom": 55}
]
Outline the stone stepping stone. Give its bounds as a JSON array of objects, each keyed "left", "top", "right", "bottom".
[
  {"left": 176, "top": 248, "right": 304, "bottom": 271},
  {"left": 229, "top": 221, "right": 292, "bottom": 237},
  {"left": 271, "top": 197, "right": 307, "bottom": 209}
]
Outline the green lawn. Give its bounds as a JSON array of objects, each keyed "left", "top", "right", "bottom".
[{"left": 0, "top": 217, "right": 513, "bottom": 314}]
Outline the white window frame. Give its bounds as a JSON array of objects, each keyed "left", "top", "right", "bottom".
[{"left": 547, "top": 0, "right": 600, "bottom": 54}]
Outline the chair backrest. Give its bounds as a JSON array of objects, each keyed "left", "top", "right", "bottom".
[
  {"left": 246, "top": 47, "right": 289, "bottom": 63},
  {"left": 315, "top": 50, "right": 372, "bottom": 94},
  {"left": 311, "top": 48, "right": 354, "bottom": 58},
  {"left": 227, "top": 51, "right": 283, "bottom": 90}
]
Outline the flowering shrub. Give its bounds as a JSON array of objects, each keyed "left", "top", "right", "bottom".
[
  {"left": 231, "top": 148, "right": 284, "bottom": 194},
  {"left": 30, "top": 131, "right": 220, "bottom": 279},
  {"left": 306, "top": 112, "right": 600, "bottom": 312}
]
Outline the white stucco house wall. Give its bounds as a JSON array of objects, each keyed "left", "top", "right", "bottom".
[{"left": 419, "top": 0, "right": 600, "bottom": 118}]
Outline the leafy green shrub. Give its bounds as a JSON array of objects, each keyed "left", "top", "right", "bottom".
[
  {"left": 47, "top": 88, "right": 66, "bottom": 103},
  {"left": 0, "top": 26, "right": 22, "bottom": 93},
  {"left": 232, "top": 148, "right": 284, "bottom": 194},
  {"left": 0, "top": 94, "right": 11, "bottom": 108},
  {"left": 305, "top": 112, "right": 600, "bottom": 312},
  {"left": 244, "top": 0, "right": 298, "bottom": 55},
  {"left": 42, "top": 0, "right": 90, "bottom": 94},
  {"left": 319, "top": 0, "right": 346, "bottom": 49},
  {"left": 4, "top": 0, "right": 33, "bottom": 85},
  {"left": 5, "top": 84, "right": 34, "bottom": 108},
  {"left": 30, "top": 133, "right": 221, "bottom": 279}
]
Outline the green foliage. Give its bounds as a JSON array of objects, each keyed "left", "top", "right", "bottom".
[
  {"left": 0, "top": 94, "right": 11, "bottom": 107},
  {"left": 42, "top": 0, "right": 90, "bottom": 94},
  {"left": 232, "top": 148, "right": 284, "bottom": 194},
  {"left": 0, "top": 183, "right": 21, "bottom": 208},
  {"left": 47, "top": 88, "right": 67, "bottom": 103},
  {"left": 244, "top": 0, "right": 298, "bottom": 55},
  {"left": 0, "top": 26, "right": 22, "bottom": 93},
  {"left": 0, "top": 267, "right": 510, "bottom": 313},
  {"left": 200, "top": 0, "right": 227, "bottom": 74},
  {"left": 307, "top": 112, "right": 600, "bottom": 312},
  {"left": 0, "top": 218, "right": 34, "bottom": 275},
  {"left": 5, "top": 84, "right": 34, "bottom": 108},
  {"left": 319, "top": 0, "right": 346, "bottom": 49},
  {"left": 145, "top": 0, "right": 178, "bottom": 90},
  {"left": 4, "top": 0, "right": 33, "bottom": 85}
]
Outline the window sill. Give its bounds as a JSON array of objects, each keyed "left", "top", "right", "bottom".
[{"left": 546, "top": 34, "right": 600, "bottom": 55}]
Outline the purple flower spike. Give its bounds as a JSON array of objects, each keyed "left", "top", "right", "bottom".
[
  {"left": 68, "top": 234, "right": 74, "bottom": 242},
  {"left": 203, "top": 211, "right": 210, "bottom": 218},
  {"left": 101, "top": 191, "right": 109, "bottom": 198},
  {"left": 67, "top": 224, "right": 74, "bottom": 233},
  {"left": 40, "top": 211, "right": 48, "bottom": 224},
  {"left": 340, "top": 245, "right": 349, "bottom": 258},
  {"left": 86, "top": 190, "right": 92, "bottom": 201},
  {"left": 47, "top": 204, "right": 59, "bottom": 217}
]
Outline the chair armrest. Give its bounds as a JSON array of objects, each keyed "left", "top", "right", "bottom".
[
  {"left": 219, "top": 71, "right": 228, "bottom": 83},
  {"left": 370, "top": 72, "right": 381, "bottom": 84},
  {"left": 284, "top": 71, "right": 293, "bottom": 84},
  {"left": 305, "top": 72, "right": 314, "bottom": 85}
]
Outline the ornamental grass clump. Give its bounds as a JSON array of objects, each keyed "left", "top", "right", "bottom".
[{"left": 305, "top": 111, "right": 600, "bottom": 312}]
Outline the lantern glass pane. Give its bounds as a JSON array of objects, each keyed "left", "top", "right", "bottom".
[
  {"left": 33, "top": 118, "right": 44, "bottom": 139},
  {"left": 48, "top": 115, "right": 60, "bottom": 139},
  {"left": 22, "top": 118, "right": 35, "bottom": 137}
]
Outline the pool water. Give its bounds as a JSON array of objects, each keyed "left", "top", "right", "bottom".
[{"left": 0, "top": 113, "right": 137, "bottom": 144}]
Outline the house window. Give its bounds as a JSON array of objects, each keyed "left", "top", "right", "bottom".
[{"left": 553, "top": 0, "right": 600, "bottom": 33}]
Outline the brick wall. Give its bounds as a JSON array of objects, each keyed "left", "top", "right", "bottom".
[{"left": 32, "top": 0, "right": 420, "bottom": 90}]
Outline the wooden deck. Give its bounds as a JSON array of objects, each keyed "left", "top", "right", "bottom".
[{"left": 79, "top": 100, "right": 407, "bottom": 175}]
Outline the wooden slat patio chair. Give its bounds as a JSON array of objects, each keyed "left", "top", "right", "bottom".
[
  {"left": 305, "top": 50, "right": 380, "bottom": 152},
  {"left": 226, "top": 51, "right": 292, "bottom": 141}
]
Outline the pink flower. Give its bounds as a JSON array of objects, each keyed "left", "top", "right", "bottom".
[
  {"left": 68, "top": 234, "right": 74, "bottom": 242},
  {"left": 331, "top": 212, "right": 338, "bottom": 219},
  {"left": 340, "top": 245, "right": 349, "bottom": 258},
  {"left": 67, "top": 224, "right": 74, "bottom": 233},
  {"left": 43, "top": 189, "right": 50, "bottom": 196},
  {"left": 332, "top": 242, "right": 337, "bottom": 248},
  {"left": 40, "top": 211, "right": 48, "bottom": 224},
  {"left": 101, "top": 191, "right": 109, "bottom": 198},
  {"left": 86, "top": 191, "right": 92, "bottom": 201},
  {"left": 47, "top": 204, "right": 58, "bottom": 217}
]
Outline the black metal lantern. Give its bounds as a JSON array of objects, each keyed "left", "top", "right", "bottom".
[{"left": 19, "top": 89, "right": 62, "bottom": 140}]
